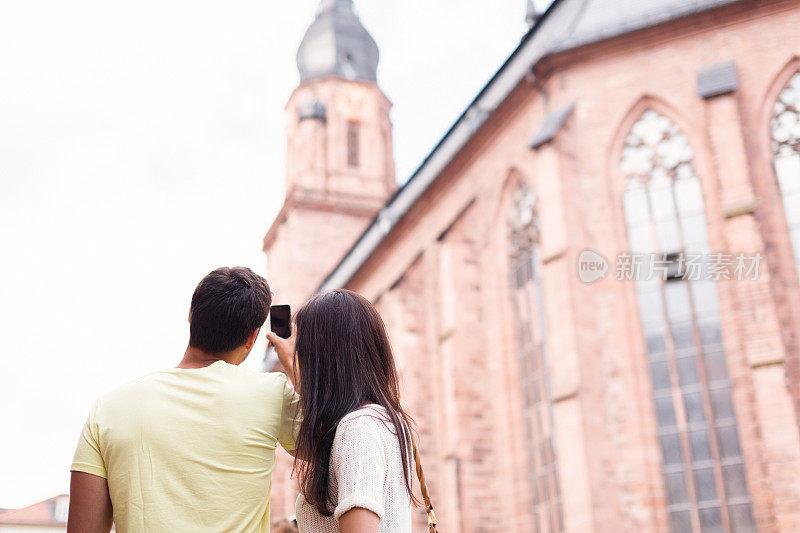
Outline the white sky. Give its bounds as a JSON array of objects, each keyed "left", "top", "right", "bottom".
[{"left": 0, "top": 0, "right": 549, "bottom": 508}]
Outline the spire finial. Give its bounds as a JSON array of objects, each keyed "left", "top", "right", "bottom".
[
  {"left": 526, "top": 0, "right": 539, "bottom": 27},
  {"left": 317, "top": 0, "right": 353, "bottom": 13}
]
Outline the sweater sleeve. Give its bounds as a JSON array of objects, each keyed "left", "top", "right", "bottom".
[{"left": 331, "top": 419, "right": 388, "bottom": 522}]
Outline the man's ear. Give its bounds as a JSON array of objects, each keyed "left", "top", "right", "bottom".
[{"left": 245, "top": 327, "right": 260, "bottom": 351}]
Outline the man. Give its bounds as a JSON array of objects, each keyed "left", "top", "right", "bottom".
[{"left": 68, "top": 266, "right": 300, "bottom": 532}]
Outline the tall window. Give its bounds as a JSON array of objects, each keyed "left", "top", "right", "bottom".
[
  {"left": 347, "top": 120, "right": 360, "bottom": 167},
  {"left": 770, "top": 71, "right": 800, "bottom": 281},
  {"left": 621, "top": 110, "right": 754, "bottom": 532},
  {"left": 508, "top": 183, "right": 563, "bottom": 533}
]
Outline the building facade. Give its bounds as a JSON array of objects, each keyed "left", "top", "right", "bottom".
[
  {"left": 0, "top": 495, "right": 68, "bottom": 532},
  {"left": 263, "top": 0, "right": 800, "bottom": 531}
]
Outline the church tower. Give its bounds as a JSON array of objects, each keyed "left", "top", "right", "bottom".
[{"left": 263, "top": 0, "right": 396, "bottom": 310}]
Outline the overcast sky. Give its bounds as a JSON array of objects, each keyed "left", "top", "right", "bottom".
[{"left": 0, "top": 0, "right": 549, "bottom": 508}]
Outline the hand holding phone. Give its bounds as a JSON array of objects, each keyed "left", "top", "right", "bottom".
[{"left": 267, "top": 305, "right": 296, "bottom": 385}]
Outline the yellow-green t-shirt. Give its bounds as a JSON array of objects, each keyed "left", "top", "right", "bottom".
[{"left": 71, "top": 360, "right": 301, "bottom": 532}]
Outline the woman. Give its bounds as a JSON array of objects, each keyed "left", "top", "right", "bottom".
[{"left": 267, "top": 290, "right": 417, "bottom": 533}]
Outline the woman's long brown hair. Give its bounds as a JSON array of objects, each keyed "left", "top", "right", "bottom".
[{"left": 292, "top": 289, "right": 417, "bottom": 516}]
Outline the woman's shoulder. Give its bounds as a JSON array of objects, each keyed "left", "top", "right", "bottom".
[
  {"left": 335, "top": 404, "right": 396, "bottom": 442},
  {"left": 331, "top": 405, "right": 404, "bottom": 473},
  {"left": 340, "top": 403, "right": 388, "bottom": 420},
  {"left": 339, "top": 404, "right": 392, "bottom": 425}
]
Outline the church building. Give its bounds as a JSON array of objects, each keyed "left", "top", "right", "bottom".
[{"left": 263, "top": 0, "right": 800, "bottom": 531}]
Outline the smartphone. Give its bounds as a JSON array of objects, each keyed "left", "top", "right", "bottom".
[{"left": 270, "top": 304, "right": 291, "bottom": 339}]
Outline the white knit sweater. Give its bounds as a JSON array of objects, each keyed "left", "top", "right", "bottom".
[{"left": 295, "top": 405, "right": 413, "bottom": 532}]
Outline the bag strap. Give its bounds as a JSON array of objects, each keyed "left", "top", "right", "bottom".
[{"left": 410, "top": 432, "right": 438, "bottom": 532}]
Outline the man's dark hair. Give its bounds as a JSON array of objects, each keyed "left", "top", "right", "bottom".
[{"left": 189, "top": 267, "right": 272, "bottom": 354}]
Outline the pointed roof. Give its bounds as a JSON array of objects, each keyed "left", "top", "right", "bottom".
[{"left": 296, "top": 0, "right": 379, "bottom": 84}]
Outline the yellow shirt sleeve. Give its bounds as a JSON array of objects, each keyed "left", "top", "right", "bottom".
[
  {"left": 278, "top": 375, "right": 302, "bottom": 451},
  {"left": 70, "top": 400, "right": 107, "bottom": 478}
]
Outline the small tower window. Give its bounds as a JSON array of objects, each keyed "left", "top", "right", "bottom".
[{"left": 347, "top": 120, "right": 360, "bottom": 167}]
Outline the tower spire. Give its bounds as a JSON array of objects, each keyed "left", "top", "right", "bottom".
[
  {"left": 296, "top": 0, "right": 379, "bottom": 84},
  {"left": 263, "top": 0, "right": 396, "bottom": 310}
]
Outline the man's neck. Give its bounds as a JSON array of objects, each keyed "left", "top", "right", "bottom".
[{"left": 177, "top": 345, "right": 244, "bottom": 369}]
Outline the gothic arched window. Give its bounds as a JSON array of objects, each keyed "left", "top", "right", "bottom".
[
  {"left": 770, "top": 71, "right": 800, "bottom": 280},
  {"left": 620, "top": 110, "right": 754, "bottom": 532},
  {"left": 507, "top": 182, "right": 563, "bottom": 533}
]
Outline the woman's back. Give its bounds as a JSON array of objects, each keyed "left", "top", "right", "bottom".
[{"left": 295, "top": 405, "right": 413, "bottom": 532}]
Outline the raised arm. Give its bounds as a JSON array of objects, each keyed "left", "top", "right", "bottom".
[
  {"left": 272, "top": 326, "right": 302, "bottom": 457},
  {"left": 267, "top": 325, "right": 297, "bottom": 387}
]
